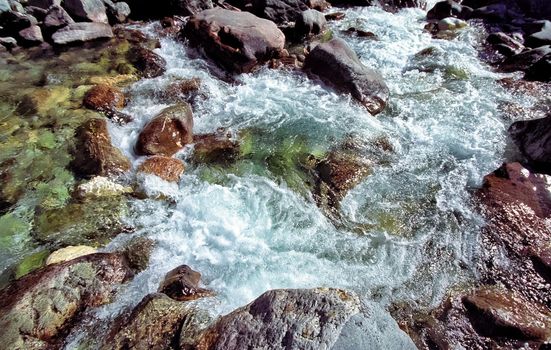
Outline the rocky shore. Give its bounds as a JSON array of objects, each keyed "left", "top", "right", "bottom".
[{"left": 1, "top": 0, "right": 551, "bottom": 348}]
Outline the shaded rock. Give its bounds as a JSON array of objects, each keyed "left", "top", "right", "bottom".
[
  {"left": 500, "top": 45, "right": 551, "bottom": 72},
  {"left": 295, "top": 9, "right": 326, "bottom": 36},
  {"left": 104, "top": 293, "right": 191, "bottom": 350},
  {"left": 427, "top": 0, "right": 471, "bottom": 20},
  {"left": 25, "top": 6, "right": 49, "bottom": 21},
  {"left": 525, "top": 21, "right": 551, "bottom": 48},
  {"left": 0, "top": 11, "right": 38, "bottom": 35},
  {"left": 45, "top": 245, "right": 97, "bottom": 265},
  {"left": 122, "top": 236, "right": 155, "bottom": 272},
  {"left": 471, "top": 3, "right": 507, "bottom": 21},
  {"left": 158, "top": 265, "right": 214, "bottom": 301},
  {"left": 325, "top": 12, "right": 345, "bottom": 21},
  {"left": 193, "top": 130, "right": 240, "bottom": 164},
  {"left": 525, "top": 53, "right": 551, "bottom": 82},
  {"left": 487, "top": 32, "right": 524, "bottom": 56},
  {"left": 509, "top": 114, "right": 551, "bottom": 172},
  {"left": 63, "top": 0, "right": 108, "bottom": 23},
  {"left": 0, "top": 35, "right": 17, "bottom": 49},
  {"left": 0, "top": 253, "right": 132, "bottom": 349},
  {"left": 75, "top": 176, "right": 133, "bottom": 199},
  {"left": 26, "top": 0, "right": 61, "bottom": 9},
  {"left": 71, "top": 118, "right": 131, "bottom": 177},
  {"left": 51, "top": 22, "right": 113, "bottom": 45},
  {"left": 463, "top": 287, "right": 551, "bottom": 341},
  {"left": 127, "top": 46, "right": 166, "bottom": 78},
  {"left": 183, "top": 8, "right": 285, "bottom": 73},
  {"left": 82, "top": 83, "right": 131, "bottom": 123},
  {"left": 252, "top": 0, "right": 308, "bottom": 24},
  {"left": 196, "top": 288, "right": 360, "bottom": 349},
  {"left": 170, "top": 0, "right": 213, "bottom": 16},
  {"left": 138, "top": 155, "right": 185, "bottom": 182},
  {"left": 104, "top": 0, "right": 130, "bottom": 23},
  {"left": 304, "top": 38, "right": 389, "bottom": 115},
  {"left": 43, "top": 5, "right": 75, "bottom": 32},
  {"left": 17, "top": 25, "right": 43, "bottom": 47}
]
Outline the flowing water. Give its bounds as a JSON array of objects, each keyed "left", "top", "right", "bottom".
[{"left": 1, "top": 5, "right": 527, "bottom": 349}]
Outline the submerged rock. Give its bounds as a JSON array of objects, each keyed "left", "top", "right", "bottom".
[
  {"left": 51, "top": 22, "right": 113, "bottom": 45},
  {"left": 183, "top": 8, "right": 286, "bottom": 73},
  {"left": 162, "top": 77, "right": 202, "bottom": 104},
  {"left": 122, "top": 236, "right": 155, "bottom": 272},
  {"left": 158, "top": 265, "right": 214, "bottom": 301},
  {"left": 136, "top": 103, "right": 193, "bottom": 156},
  {"left": 509, "top": 114, "right": 551, "bottom": 173},
  {"left": 71, "top": 118, "right": 131, "bottom": 177},
  {"left": 193, "top": 130, "right": 240, "bottom": 164},
  {"left": 304, "top": 38, "right": 389, "bottom": 115},
  {"left": 0, "top": 253, "right": 132, "bottom": 349},
  {"left": 45, "top": 245, "right": 97, "bottom": 265},
  {"left": 138, "top": 155, "right": 185, "bottom": 182}
]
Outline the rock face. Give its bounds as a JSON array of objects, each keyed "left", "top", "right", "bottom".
[
  {"left": 71, "top": 118, "right": 131, "bottom": 177},
  {"left": 304, "top": 38, "right": 390, "bottom": 115},
  {"left": 51, "top": 22, "right": 113, "bottom": 45},
  {"left": 136, "top": 104, "right": 194, "bottom": 156},
  {"left": 183, "top": 8, "right": 286, "bottom": 73},
  {"left": 509, "top": 114, "right": 551, "bottom": 173},
  {"left": 195, "top": 288, "right": 360, "bottom": 349},
  {"left": 0, "top": 253, "right": 132, "bottom": 349},
  {"left": 158, "top": 265, "right": 214, "bottom": 301},
  {"left": 138, "top": 155, "right": 185, "bottom": 182},
  {"left": 63, "top": 0, "right": 108, "bottom": 23},
  {"left": 252, "top": 0, "right": 308, "bottom": 24},
  {"left": 295, "top": 9, "right": 326, "bottom": 36}
]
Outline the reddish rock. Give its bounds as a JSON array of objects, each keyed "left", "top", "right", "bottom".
[
  {"left": 193, "top": 130, "right": 240, "bottom": 163},
  {"left": 128, "top": 46, "right": 166, "bottom": 78},
  {"left": 158, "top": 265, "right": 214, "bottom": 301},
  {"left": 83, "top": 84, "right": 125, "bottom": 111},
  {"left": 138, "top": 156, "right": 185, "bottom": 182},
  {"left": 162, "top": 77, "right": 202, "bottom": 103},
  {"left": 135, "top": 103, "right": 194, "bottom": 156},
  {"left": 325, "top": 12, "right": 345, "bottom": 21}
]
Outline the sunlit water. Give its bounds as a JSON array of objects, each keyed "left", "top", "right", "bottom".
[{"left": 68, "top": 6, "right": 517, "bottom": 348}]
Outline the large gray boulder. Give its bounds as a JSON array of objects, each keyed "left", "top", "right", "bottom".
[
  {"left": 51, "top": 22, "right": 113, "bottom": 45},
  {"left": 509, "top": 114, "right": 551, "bottom": 174},
  {"left": 63, "top": 0, "right": 108, "bottom": 23},
  {"left": 104, "top": 0, "right": 130, "bottom": 23},
  {"left": 304, "top": 38, "right": 390, "bottom": 115},
  {"left": 183, "top": 8, "right": 285, "bottom": 73},
  {"left": 295, "top": 9, "right": 326, "bottom": 36}
]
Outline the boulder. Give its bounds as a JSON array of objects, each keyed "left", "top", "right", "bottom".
[
  {"left": 122, "top": 237, "right": 155, "bottom": 272},
  {"left": 162, "top": 77, "right": 202, "bottom": 104},
  {"left": 43, "top": 5, "right": 75, "bottom": 32},
  {"left": 183, "top": 8, "right": 285, "bottom": 73},
  {"left": 82, "top": 84, "right": 131, "bottom": 123},
  {"left": 158, "top": 265, "right": 214, "bottom": 301},
  {"left": 525, "top": 53, "right": 551, "bottom": 82},
  {"left": 170, "top": 0, "right": 213, "bottom": 16},
  {"left": 509, "top": 114, "right": 551, "bottom": 172},
  {"left": 135, "top": 103, "right": 193, "bottom": 156},
  {"left": 138, "top": 155, "right": 185, "bottom": 182},
  {"left": 71, "top": 118, "right": 131, "bottom": 177},
  {"left": 487, "top": 32, "right": 524, "bottom": 56},
  {"left": 295, "top": 9, "right": 326, "bottom": 36},
  {"left": 75, "top": 176, "right": 133, "bottom": 199},
  {"left": 17, "top": 24, "right": 43, "bottom": 46},
  {"left": 195, "top": 288, "right": 360, "bottom": 349},
  {"left": 304, "top": 38, "right": 389, "bottom": 115},
  {"left": 437, "top": 17, "right": 467, "bottom": 31},
  {"left": 426, "top": 0, "right": 471, "bottom": 20},
  {"left": 127, "top": 46, "right": 166, "bottom": 78},
  {"left": 0, "top": 11, "right": 38, "bottom": 35},
  {"left": 0, "top": 36, "right": 17, "bottom": 49},
  {"left": 26, "top": 0, "right": 61, "bottom": 9},
  {"left": 45, "top": 245, "right": 98, "bottom": 265},
  {"left": 0, "top": 253, "right": 132, "bottom": 349},
  {"left": 252, "top": 0, "right": 309, "bottom": 24},
  {"left": 51, "top": 22, "right": 113, "bottom": 45},
  {"left": 193, "top": 130, "right": 240, "bottom": 164},
  {"left": 525, "top": 21, "right": 551, "bottom": 48},
  {"left": 125, "top": 0, "right": 212, "bottom": 18},
  {"left": 500, "top": 45, "right": 551, "bottom": 72},
  {"left": 470, "top": 3, "right": 508, "bottom": 21},
  {"left": 104, "top": 0, "right": 130, "bottom": 23},
  {"left": 62, "top": 0, "right": 108, "bottom": 23}
]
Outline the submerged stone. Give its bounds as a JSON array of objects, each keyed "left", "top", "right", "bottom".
[
  {"left": 192, "top": 130, "right": 240, "bottom": 164},
  {"left": 122, "top": 236, "right": 155, "bottom": 272},
  {"left": 138, "top": 155, "right": 185, "bottom": 182},
  {"left": 75, "top": 176, "right": 133, "bottom": 199}
]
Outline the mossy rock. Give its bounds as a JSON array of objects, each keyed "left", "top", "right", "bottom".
[{"left": 14, "top": 249, "right": 50, "bottom": 279}]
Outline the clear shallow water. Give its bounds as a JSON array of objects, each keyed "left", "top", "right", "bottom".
[{"left": 71, "top": 6, "right": 516, "bottom": 348}]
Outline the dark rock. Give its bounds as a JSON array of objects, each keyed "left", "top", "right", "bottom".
[
  {"left": 509, "top": 115, "right": 551, "bottom": 171},
  {"left": 26, "top": 0, "right": 60, "bottom": 9},
  {"left": 122, "top": 236, "right": 155, "bottom": 272},
  {"left": 127, "top": 46, "right": 166, "bottom": 78},
  {"left": 515, "top": 0, "right": 551, "bottom": 20},
  {"left": 25, "top": 6, "right": 49, "bottom": 21},
  {"left": 0, "top": 35, "right": 16, "bottom": 49},
  {"left": 137, "top": 155, "right": 185, "bottom": 182},
  {"left": 525, "top": 21, "right": 551, "bottom": 48},
  {"left": 125, "top": 0, "right": 212, "bottom": 18},
  {"left": 170, "top": 0, "right": 213, "bottom": 16},
  {"left": 325, "top": 12, "right": 345, "bottom": 21},
  {"left": 252, "top": 0, "right": 309, "bottom": 24},
  {"left": 525, "top": 53, "right": 551, "bottom": 82},
  {"left": 500, "top": 45, "right": 551, "bottom": 72},
  {"left": 295, "top": 9, "right": 326, "bottom": 36},
  {"left": 346, "top": 27, "right": 378, "bottom": 39},
  {"left": 162, "top": 77, "right": 202, "bottom": 104},
  {"left": 104, "top": 0, "right": 130, "bottom": 23},
  {"left": 0, "top": 11, "right": 38, "bottom": 35},
  {"left": 379, "top": 0, "right": 427, "bottom": 12},
  {"left": 158, "top": 265, "right": 214, "bottom": 301},
  {"left": 71, "top": 118, "right": 131, "bottom": 177},
  {"left": 0, "top": 253, "right": 132, "bottom": 349},
  {"left": 427, "top": 0, "right": 471, "bottom": 20},
  {"left": 43, "top": 5, "right": 75, "bottom": 32},
  {"left": 304, "top": 38, "right": 389, "bottom": 115},
  {"left": 63, "top": 0, "right": 108, "bottom": 23},
  {"left": 192, "top": 129, "right": 240, "bottom": 164},
  {"left": 183, "top": 8, "right": 285, "bottom": 73},
  {"left": 471, "top": 3, "right": 508, "bottom": 21},
  {"left": 51, "top": 22, "right": 113, "bottom": 45},
  {"left": 17, "top": 24, "right": 43, "bottom": 46},
  {"left": 487, "top": 32, "right": 524, "bottom": 56},
  {"left": 195, "top": 288, "right": 360, "bottom": 349},
  {"left": 136, "top": 103, "right": 194, "bottom": 156}
]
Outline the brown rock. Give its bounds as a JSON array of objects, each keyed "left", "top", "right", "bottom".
[
  {"left": 162, "top": 77, "right": 202, "bottom": 103},
  {"left": 128, "top": 46, "right": 166, "bottom": 78},
  {"left": 193, "top": 130, "right": 240, "bottom": 164},
  {"left": 83, "top": 84, "right": 125, "bottom": 111},
  {"left": 158, "top": 265, "right": 214, "bottom": 301},
  {"left": 325, "top": 12, "right": 345, "bottom": 21},
  {"left": 138, "top": 155, "right": 185, "bottom": 182},
  {"left": 135, "top": 103, "right": 194, "bottom": 156},
  {"left": 71, "top": 118, "right": 131, "bottom": 177}
]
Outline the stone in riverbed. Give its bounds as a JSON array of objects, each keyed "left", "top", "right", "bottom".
[
  {"left": 427, "top": 0, "right": 471, "bottom": 20},
  {"left": 525, "top": 53, "right": 551, "bottom": 82},
  {"left": 75, "top": 176, "right": 133, "bottom": 199},
  {"left": 500, "top": 45, "right": 551, "bottom": 72},
  {"left": 71, "top": 118, "right": 131, "bottom": 177},
  {"left": 51, "top": 22, "right": 113, "bottom": 45},
  {"left": 0, "top": 36, "right": 17, "bottom": 49},
  {"left": 138, "top": 155, "right": 185, "bottom": 182},
  {"left": 0, "top": 253, "right": 132, "bottom": 349},
  {"left": 127, "top": 46, "right": 166, "bottom": 78},
  {"left": 525, "top": 20, "right": 551, "bottom": 48},
  {"left": 17, "top": 25, "right": 43, "bottom": 46},
  {"left": 162, "top": 77, "right": 202, "bottom": 104},
  {"left": 252, "top": 0, "right": 308, "bottom": 24},
  {"left": 122, "top": 236, "right": 155, "bottom": 272},
  {"left": 193, "top": 130, "right": 240, "bottom": 164},
  {"left": 183, "top": 8, "right": 285, "bottom": 73},
  {"left": 136, "top": 103, "right": 193, "bottom": 156},
  {"left": 304, "top": 38, "right": 389, "bottom": 115},
  {"left": 295, "top": 9, "right": 326, "bottom": 36},
  {"left": 509, "top": 114, "right": 551, "bottom": 172},
  {"left": 43, "top": 5, "right": 75, "bottom": 32},
  {"left": 45, "top": 245, "right": 97, "bottom": 265},
  {"left": 487, "top": 32, "right": 524, "bottom": 56},
  {"left": 63, "top": 0, "right": 108, "bottom": 23},
  {"left": 158, "top": 265, "right": 214, "bottom": 301},
  {"left": 83, "top": 83, "right": 132, "bottom": 123}
]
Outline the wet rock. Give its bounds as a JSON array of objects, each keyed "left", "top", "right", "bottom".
[
  {"left": 127, "top": 46, "right": 166, "bottom": 78},
  {"left": 63, "top": 0, "right": 108, "bottom": 23},
  {"left": 162, "top": 77, "right": 202, "bottom": 104},
  {"left": 104, "top": 0, "right": 130, "bottom": 23},
  {"left": 122, "top": 236, "right": 155, "bottom": 272},
  {"left": 71, "top": 118, "right": 131, "bottom": 177},
  {"left": 193, "top": 130, "right": 240, "bottom": 164},
  {"left": 252, "top": 0, "right": 308, "bottom": 24},
  {"left": 138, "top": 155, "right": 185, "bottom": 182},
  {"left": 463, "top": 287, "right": 551, "bottom": 341},
  {"left": 0, "top": 253, "right": 132, "bottom": 349},
  {"left": 509, "top": 114, "right": 551, "bottom": 172},
  {"left": 136, "top": 103, "right": 194, "bottom": 156},
  {"left": 295, "top": 9, "right": 326, "bottom": 36},
  {"left": 51, "top": 22, "right": 113, "bottom": 45},
  {"left": 82, "top": 83, "right": 131, "bottom": 123},
  {"left": 43, "top": 5, "right": 75, "bottom": 32},
  {"left": 380, "top": 0, "right": 427, "bottom": 11},
  {"left": 14, "top": 250, "right": 50, "bottom": 279},
  {"left": 304, "top": 38, "right": 389, "bottom": 115},
  {"left": 437, "top": 17, "right": 467, "bottom": 31},
  {"left": 500, "top": 45, "right": 551, "bottom": 72},
  {"left": 75, "top": 176, "right": 133, "bottom": 199},
  {"left": 196, "top": 288, "right": 360, "bottom": 349},
  {"left": 525, "top": 21, "right": 551, "bottom": 48},
  {"left": 427, "top": 0, "right": 471, "bottom": 21},
  {"left": 45, "top": 245, "right": 97, "bottom": 265},
  {"left": 15, "top": 86, "right": 71, "bottom": 116},
  {"left": 487, "top": 32, "right": 524, "bottom": 56},
  {"left": 104, "top": 293, "right": 191, "bottom": 350},
  {"left": 17, "top": 24, "right": 43, "bottom": 46},
  {"left": 170, "top": 0, "right": 213, "bottom": 16},
  {"left": 525, "top": 53, "right": 551, "bottom": 82},
  {"left": 325, "top": 12, "right": 345, "bottom": 21},
  {"left": 158, "top": 265, "right": 214, "bottom": 301},
  {"left": 346, "top": 27, "right": 377, "bottom": 38},
  {"left": 183, "top": 8, "right": 285, "bottom": 73}
]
